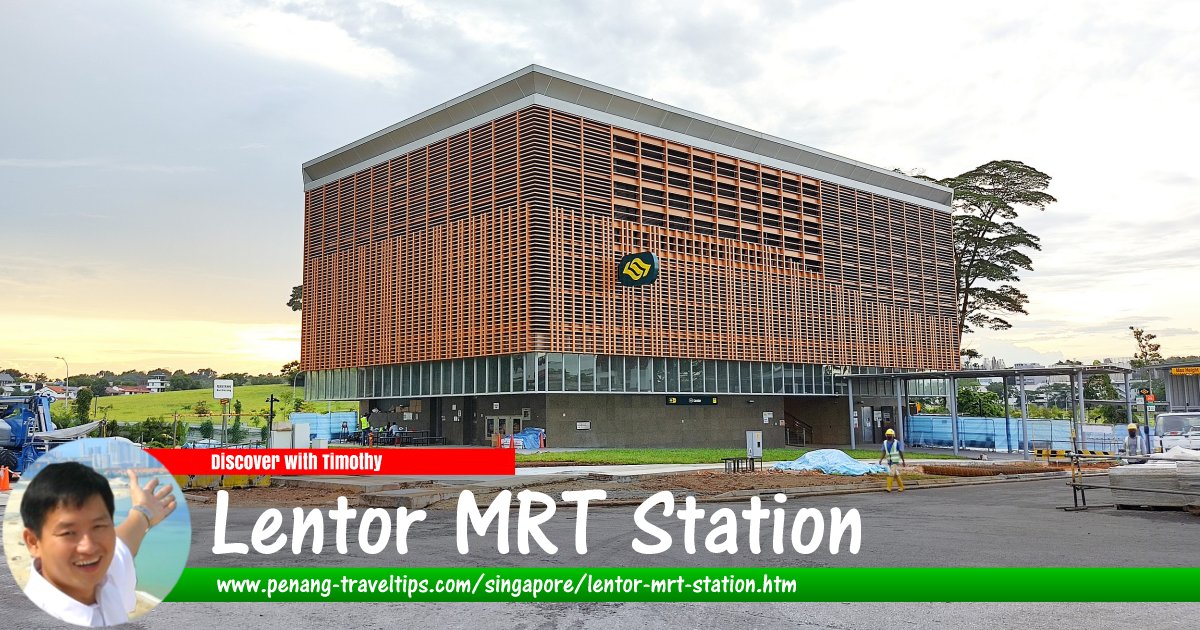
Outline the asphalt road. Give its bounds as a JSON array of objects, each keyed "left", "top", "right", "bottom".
[{"left": 2, "top": 478, "right": 1198, "bottom": 628}]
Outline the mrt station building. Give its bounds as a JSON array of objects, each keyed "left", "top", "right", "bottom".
[{"left": 300, "top": 66, "right": 959, "bottom": 448}]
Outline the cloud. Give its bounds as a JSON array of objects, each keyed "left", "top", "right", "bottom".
[{"left": 191, "top": 3, "right": 411, "bottom": 82}]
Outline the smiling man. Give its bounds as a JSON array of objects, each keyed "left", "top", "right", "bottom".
[{"left": 19, "top": 461, "right": 176, "bottom": 627}]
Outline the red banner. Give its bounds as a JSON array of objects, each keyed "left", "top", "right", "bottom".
[{"left": 146, "top": 448, "right": 515, "bottom": 476}]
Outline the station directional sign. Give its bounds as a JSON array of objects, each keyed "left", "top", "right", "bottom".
[{"left": 666, "top": 396, "right": 718, "bottom": 406}]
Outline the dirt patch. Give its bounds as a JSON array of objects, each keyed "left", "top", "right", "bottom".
[
  {"left": 633, "top": 470, "right": 895, "bottom": 495},
  {"left": 186, "top": 486, "right": 368, "bottom": 508}
]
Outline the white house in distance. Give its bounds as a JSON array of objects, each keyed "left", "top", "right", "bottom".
[{"left": 147, "top": 374, "right": 170, "bottom": 393}]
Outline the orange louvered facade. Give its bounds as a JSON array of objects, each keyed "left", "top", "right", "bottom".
[{"left": 301, "top": 105, "right": 958, "bottom": 374}]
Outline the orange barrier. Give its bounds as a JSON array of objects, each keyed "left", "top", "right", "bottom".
[{"left": 0, "top": 466, "right": 11, "bottom": 491}]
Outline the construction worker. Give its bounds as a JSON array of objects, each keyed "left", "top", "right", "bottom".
[
  {"left": 1123, "top": 422, "right": 1146, "bottom": 461},
  {"left": 358, "top": 413, "right": 370, "bottom": 445},
  {"left": 878, "top": 428, "right": 907, "bottom": 492}
]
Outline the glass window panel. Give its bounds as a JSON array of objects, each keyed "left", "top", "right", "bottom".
[
  {"left": 537, "top": 353, "right": 547, "bottom": 392},
  {"left": 596, "top": 355, "right": 610, "bottom": 392},
  {"left": 512, "top": 355, "right": 525, "bottom": 392},
  {"left": 740, "top": 362, "right": 753, "bottom": 393},
  {"left": 500, "top": 356, "right": 511, "bottom": 393},
  {"left": 490, "top": 356, "right": 501, "bottom": 393},
  {"left": 526, "top": 353, "right": 537, "bottom": 391},
  {"left": 772, "top": 363, "right": 784, "bottom": 394},
  {"left": 667, "top": 358, "right": 680, "bottom": 392},
  {"left": 580, "top": 354, "right": 595, "bottom": 392},
  {"left": 464, "top": 358, "right": 475, "bottom": 394},
  {"left": 654, "top": 357, "right": 666, "bottom": 392},
  {"left": 625, "top": 357, "right": 639, "bottom": 393},
  {"left": 685, "top": 358, "right": 698, "bottom": 393},
  {"left": 421, "top": 363, "right": 431, "bottom": 396},
  {"left": 610, "top": 356, "right": 625, "bottom": 391},
  {"left": 547, "top": 353, "right": 563, "bottom": 391},
  {"left": 451, "top": 361, "right": 462, "bottom": 395},
  {"left": 564, "top": 354, "right": 580, "bottom": 392},
  {"left": 704, "top": 360, "right": 718, "bottom": 393},
  {"left": 639, "top": 357, "right": 653, "bottom": 392}
]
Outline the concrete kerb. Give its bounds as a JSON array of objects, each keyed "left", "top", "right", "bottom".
[{"left": 360, "top": 468, "right": 1091, "bottom": 510}]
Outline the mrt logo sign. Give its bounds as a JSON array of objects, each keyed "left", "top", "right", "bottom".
[{"left": 618, "top": 252, "right": 660, "bottom": 287}]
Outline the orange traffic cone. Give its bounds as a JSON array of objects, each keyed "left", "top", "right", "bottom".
[{"left": 0, "top": 466, "right": 11, "bottom": 492}]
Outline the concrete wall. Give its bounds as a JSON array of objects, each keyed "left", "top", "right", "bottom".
[
  {"left": 543, "top": 394, "right": 785, "bottom": 449},
  {"left": 785, "top": 396, "right": 851, "bottom": 444}
]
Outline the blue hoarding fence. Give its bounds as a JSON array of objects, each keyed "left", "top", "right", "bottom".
[{"left": 907, "top": 415, "right": 1124, "bottom": 453}]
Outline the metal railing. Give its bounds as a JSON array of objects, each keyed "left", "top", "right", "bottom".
[
  {"left": 784, "top": 413, "right": 812, "bottom": 447},
  {"left": 1060, "top": 453, "right": 1200, "bottom": 511}
]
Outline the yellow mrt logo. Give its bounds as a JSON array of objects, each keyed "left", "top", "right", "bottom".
[
  {"left": 623, "top": 258, "right": 652, "bottom": 281},
  {"left": 617, "top": 252, "right": 660, "bottom": 287}
]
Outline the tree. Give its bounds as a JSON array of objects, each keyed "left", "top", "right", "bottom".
[
  {"left": 219, "top": 372, "right": 250, "bottom": 386},
  {"left": 1084, "top": 361, "right": 1122, "bottom": 423},
  {"left": 921, "top": 161, "right": 1056, "bottom": 352},
  {"left": 281, "top": 360, "right": 301, "bottom": 381},
  {"left": 260, "top": 424, "right": 270, "bottom": 443},
  {"left": 1129, "top": 327, "right": 1163, "bottom": 368},
  {"left": 74, "top": 387, "right": 94, "bottom": 423},
  {"left": 199, "top": 418, "right": 214, "bottom": 440},
  {"left": 234, "top": 399, "right": 243, "bottom": 419},
  {"left": 194, "top": 400, "right": 211, "bottom": 416},
  {"left": 228, "top": 417, "right": 246, "bottom": 444},
  {"left": 955, "top": 387, "right": 1005, "bottom": 417},
  {"left": 1, "top": 368, "right": 27, "bottom": 380},
  {"left": 170, "top": 375, "right": 197, "bottom": 390},
  {"left": 1040, "top": 383, "right": 1074, "bottom": 408},
  {"left": 288, "top": 285, "right": 303, "bottom": 312}
]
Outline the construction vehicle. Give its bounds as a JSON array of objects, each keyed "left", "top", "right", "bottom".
[{"left": 0, "top": 393, "right": 100, "bottom": 474}]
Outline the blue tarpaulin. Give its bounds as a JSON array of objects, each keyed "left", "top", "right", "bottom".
[
  {"left": 500, "top": 427, "right": 545, "bottom": 449},
  {"left": 773, "top": 449, "right": 887, "bottom": 475}
]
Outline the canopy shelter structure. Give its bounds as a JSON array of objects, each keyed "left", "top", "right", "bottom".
[{"left": 843, "top": 365, "right": 1135, "bottom": 459}]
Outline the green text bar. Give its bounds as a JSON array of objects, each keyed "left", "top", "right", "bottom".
[{"left": 166, "top": 567, "right": 1200, "bottom": 602}]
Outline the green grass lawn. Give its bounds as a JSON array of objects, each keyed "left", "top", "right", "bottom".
[
  {"left": 515, "top": 448, "right": 962, "bottom": 465},
  {"left": 78, "top": 384, "right": 357, "bottom": 424}
]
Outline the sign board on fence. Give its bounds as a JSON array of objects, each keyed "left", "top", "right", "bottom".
[
  {"left": 1170, "top": 367, "right": 1200, "bottom": 376},
  {"left": 213, "top": 379, "right": 234, "bottom": 400},
  {"left": 762, "top": 411, "right": 773, "bottom": 424},
  {"left": 576, "top": 421, "right": 591, "bottom": 430}
]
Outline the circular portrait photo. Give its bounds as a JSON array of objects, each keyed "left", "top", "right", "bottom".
[{"left": 3, "top": 437, "right": 190, "bottom": 627}]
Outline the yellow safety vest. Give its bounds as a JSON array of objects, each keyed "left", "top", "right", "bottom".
[{"left": 883, "top": 439, "right": 902, "bottom": 464}]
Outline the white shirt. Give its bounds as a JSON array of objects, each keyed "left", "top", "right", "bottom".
[{"left": 24, "top": 537, "right": 137, "bottom": 627}]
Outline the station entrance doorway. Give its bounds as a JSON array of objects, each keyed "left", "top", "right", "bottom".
[{"left": 484, "top": 415, "right": 523, "bottom": 442}]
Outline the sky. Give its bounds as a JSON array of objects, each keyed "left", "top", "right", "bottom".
[{"left": 2, "top": 0, "right": 1198, "bottom": 378}]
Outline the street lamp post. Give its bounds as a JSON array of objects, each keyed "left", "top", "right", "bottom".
[
  {"left": 266, "top": 394, "right": 280, "bottom": 446},
  {"left": 54, "top": 356, "right": 68, "bottom": 415}
]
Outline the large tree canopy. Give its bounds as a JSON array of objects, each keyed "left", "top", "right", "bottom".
[
  {"left": 923, "top": 160, "right": 1056, "bottom": 351},
  {"left": 288, "top": 285, "right": 302, "bottom": 312}
]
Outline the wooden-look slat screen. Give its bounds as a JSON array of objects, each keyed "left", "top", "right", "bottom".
[{"left": 302, "top": 105, "right": 958, "bottom": 372}]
